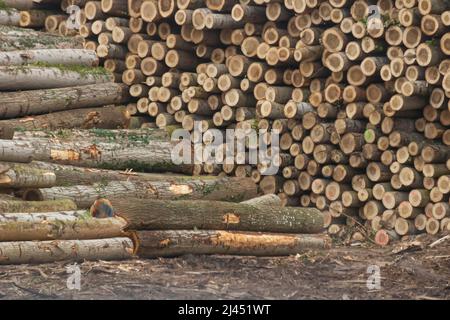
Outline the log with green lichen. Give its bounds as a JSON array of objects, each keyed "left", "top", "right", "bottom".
[
  {"left": 0, "top": 83, "right": 129, "bottom": 119},
  {"left": 0, "top": 65, "right": 113, "bottom": 90},
  {"left": 0, "top": 211, "right": 128, "bottom": 241},
  {"left": 0, "top": 161, "right": 55, "bottom": 188},
  {"left": 0, "top": 105, "right": 131, "bottom": 139},
  {"left": 23, "top": 176, "right": 258, "bottom": 208},
  {"left": 135, "top": 230, "right": 331, "bottom": 258},
  {"left": 0, "top": 198, "right": 77, "bottom": 213},
  {"left": 103, "top": 198, "right": 325, "bottom": 233},
  {"left": 7, "top": 128, "right": 194, "bottom": 174},
  {"left": 0, "top": 8, "right": 20, "bottom": 26},
  {"left": 0, "top": 49, "right": 99, "bottom": 67},
  {"left": 0, "top": 25, "right": 84, "bottom": 51}
]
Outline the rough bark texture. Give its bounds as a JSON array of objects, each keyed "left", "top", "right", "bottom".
[
  {"left": 24, "top": 176, "right": 258, "bottom": 208},
  {"left": 0, "top": 49, "right": 98, "bottom": 66},
  {"left": 8, "top": 128, "right": 193, "bottom": 174},
  {"left": 0, "top": 237, "right": 134, "bottom": 265},
  {"left": 0, "top": 66, "right": 113, "bottom": 90},
  {"left": 0, "top": 25, "right": 84, "bottom": 51},
  {"left": 241, "top": 194, "right": 282, "bottom": 206},
  {"left": 0, "top": 106, "right": 131, "bottom": 138},
  {"left": 135, "top": 230, "right": 331, "bottom": 257},
  {"left": 0, "top": 140, "right": 34, "bottom": 162},
  {"left": 0, "top": 9, "right": 20, "bottom": 26},
  {"left": 0, "top": 162, "right": 56, "bottom": 188},
  {"left": 0, "top": 83, "right": 130, "bottom": 119},
  {"left": 0, "top": 211, "right": 127, "bottom": 241},
  {"left": 0, "top": 199, "right": 77, "bottom": 213},
  {"left": 108, "top": 198, "right": 325, "bottom": 233}
]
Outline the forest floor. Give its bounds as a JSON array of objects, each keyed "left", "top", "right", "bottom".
[{"left": 0, "top": 234, "right": 448, "bottom": 300}]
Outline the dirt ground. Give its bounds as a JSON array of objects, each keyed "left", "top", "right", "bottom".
[{"left": 0, "top": 234, "right": 449, "bottom": 300}]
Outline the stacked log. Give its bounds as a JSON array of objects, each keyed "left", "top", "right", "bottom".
[
  {"left": 66, "top": 0, "right": 450, "bottom": 244},
  {"left": 0, "top": 0, "right": 70, "bottom": 32},
  {"left": 95, "top": 196, "right": 329, "bottom": 257}
]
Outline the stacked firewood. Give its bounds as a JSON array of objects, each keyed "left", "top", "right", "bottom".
[
  {"left": 66, "top": 0, "right": 449, "bottom": 245},
  {"left": 0, "top": 162, "right": 134, "bottom": 265},
  {"left": 0, "top": 23, "right": 137, "bottom": 135},
  {"left": 0, "top": 0, "right": 68, "bottom": 33},
  {"left": 0, "top": 127, "right": 330, "bottom": 262}
]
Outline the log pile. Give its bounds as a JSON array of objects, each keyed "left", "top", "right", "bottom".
[
  {"left": 59, "top": 0, "right": 450, "bottom": 245},
  {"left": 96, "top": 195, "right": 329, "bottom": 257}
]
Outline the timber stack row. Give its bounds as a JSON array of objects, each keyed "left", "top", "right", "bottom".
[{"left": 69, "top": 0, "right": 449, "bottom": 245}]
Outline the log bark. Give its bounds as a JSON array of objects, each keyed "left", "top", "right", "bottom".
[
  {"left": 106, "top": 198, "right": 325, "bottom": 233},
  {"left": 0, "top": 66, "right": 113, "bottom": 90},
  {"left": 0, "top": 49, "right": 98, "bottom": 66},
  {"left": 0, "top": 83, "right": 129, "bottom": 119},
  {"left": 0, "top": 162, "right": 55, "bottom": 188},
  {"left": 0, "top": 9, "right": 20, "bottom": 26},
  {"left": 0, "top": 237, "right": 134, "bottom": 265},
  {"left": 135, "top": 230, "right": 331, "bottom": 258},
  {"left": 25, "top": 176, "right": 258, "bottom": 208},
  {"left": 0, "top": 25, "right": 84, "bottom": 51},
  {"left": 9, "top": 128, "right": 193, "bottom": 174},
  {"left": 0, "top": 105, "right": 131, "bottom": 138},
  {"left": 0, "top": 211, "right": 127, "bottom": 241},
  {"left": 0, "top": 199, "right": 77, "bottom": 213}
]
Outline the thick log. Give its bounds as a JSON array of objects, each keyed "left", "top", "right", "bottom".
[
  {"left": 0, "top": 66, "right": 113, "bottom": 90},
  {"left": 135, "top": 230, "right": 331, "bottom": 258},
  {"left": 0, "top": 9, "right": 20, "bottom": 26},
  {"left": 0, "top": 49, "right": 98, "bottom": 66},
  {"left": 0, "top": 105, "right": 131, "bottom": 137},
  {"left": 9, "top": 128, "right": 192, "bottom": 174},
  {"left": 25, "top": 176, "right": 258, "bottom": 208},
  {"left": 0, "top": 25, "right": 84, "bottom": 51},
  {"left": 0, "top": 211, "right": 127, "bottom": 241},
  {"left": 0, "top": 238, "right": 134, "bottom": 265},
  {"left": 106, "top": 198, "right": 325, "bottom": 233},
  {"left": 0, "top": 199, "right": 77, "bottom": 213},
  {"left": 0, "top": 162, "right": 55, "bottom": 188}
]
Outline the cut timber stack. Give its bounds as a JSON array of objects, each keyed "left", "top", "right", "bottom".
[
  {"left": 94, "top": 196, "right": 329, "bottom": 257},
  {"left": 0, "top": 0, "right": 71, "bottom": 33},
  {"left": 64, "top": 0, "right": 450, "bottom": 245},
  {"left": 0, "top": 24, "right": 136, "bottom": 134},
  {"left": 0, "top": 210, "right": 135, "bottom": 264}
]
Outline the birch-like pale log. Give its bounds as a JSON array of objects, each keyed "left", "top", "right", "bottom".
[
  {"left": 0, "top": 49, "right": 98, "bottom": 66},
  {"left": 0, "top": 83, "right": 129, "bottom": 119},
  {"left": 0, "top": 25, "right": 84, "bottom": 51},
  {"left": 0, "top": 9, "right": 20, "bottom": 26},
  {"left": 0, "top": 66, "right": 113, "bottom": 90}
]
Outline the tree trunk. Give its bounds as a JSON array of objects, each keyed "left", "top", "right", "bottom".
[
  {"left": 0, "top": 49, "right": 98, "bottom": 66},
  {"left": 241, "top": 194, "right": 282, "bottom": 206},
  {"left": 0, "top": 83, "right": 130, "bottom": 119},
  {"left": 0, "top": 105, "right": 131, "bottom": 138},
  {"left": 0, "top": 199, "right": 77, "bottom": 213},
  {"left": 0, "top": 139, "right": 34, "bottom": 162},
  {"left": 0, "top": 9, "right": 20, "bottom": 26},
  {"left": 0, "top": 162, "right": 55, "bottom": 188},
  {"left": 0, "top": 25, "right": 84, "bottom": 51},
  {"left": 24, "top": 176, "right": 258, "bottom": 208},
  {"left": 0, "top": 237, "right": 134, "bottom": 265},
  {"left": 0, "top": 66, "right": 113, "bottom": 91},
  {"left": 0, "top": 211, "right": 127, "bottom": 241},
  {"left": 106, "top": 198, "right": 324, "bottom": 233},
  {"left": 8, "top": 128, "right": 193, "bottom": 174},
  {"left": 135, "top": 230, "right": 331, "bottom": 258}
]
